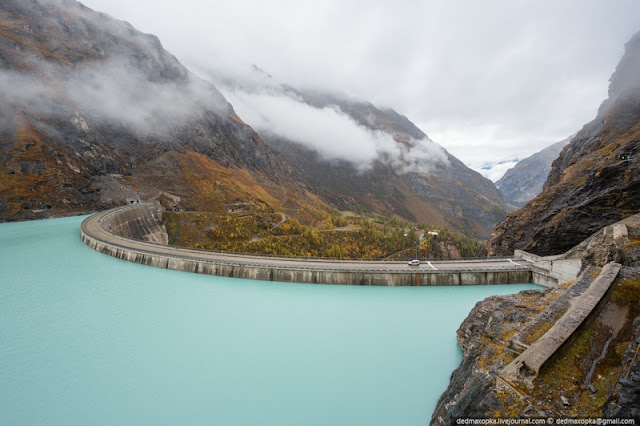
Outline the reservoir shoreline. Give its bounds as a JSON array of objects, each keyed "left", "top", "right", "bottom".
[{"left": 1, "top": 214, "right": 542, "bottom": 425}]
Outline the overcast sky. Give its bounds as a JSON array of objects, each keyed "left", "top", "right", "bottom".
[{"left": 82, "top": 0, "right": 640, "bottom": 175}]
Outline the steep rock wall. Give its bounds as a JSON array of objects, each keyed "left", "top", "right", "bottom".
[{"left": 487, "top": 30, "right": 640, "bottom": 257}]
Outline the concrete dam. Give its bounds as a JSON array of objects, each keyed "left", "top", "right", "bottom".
[{"left": 80, "top": 203, "right": 576, "bottom": 287}]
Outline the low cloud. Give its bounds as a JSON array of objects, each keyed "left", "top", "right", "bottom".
[
  {"left": 223, "top": 87, "right": 448, "bottom": 173},
  {"left": 81, "top": 0, "right": 640, "bottom": 168},
  {"left": 66, "top": 60, "right": 230, "bottom": 131},
  {"left": 0, "top": 58, "right": 230, "bottom": 134},
  {"left": 396, "top": 136, "right": 450, "bottom": 174},
  {"left": 1, "top": 51, "right": 449, "bottom": 176}
]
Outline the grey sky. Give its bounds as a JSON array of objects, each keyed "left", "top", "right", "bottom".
[{"left": 81, "top": 0, "right": 640, "bottom": 173}]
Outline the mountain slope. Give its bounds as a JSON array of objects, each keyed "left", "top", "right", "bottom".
[
  {"left": 486, "top": 29, "right": 640, "bottom": 256},
  {"left": 216, "top": 73, "right": 509, "bottom": 239},
  {"left": 496, "top": 136, "right": 572, "bottom": 207},
  {"left": 0, "top": 0, "right": 326, "bottom": 221},
  {"left": 0, "top": 0, "right": 508, "bottom": 241}
]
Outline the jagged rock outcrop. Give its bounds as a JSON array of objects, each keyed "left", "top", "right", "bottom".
[
  {"left": 431, "top": 290, "right": 547, "bottom": 424},
  {"left": 496, "top": 137, "right": 571, "bottom": 207},
  {"left": 487, "top": 30, "right": 640, "bottom": 256},
  {"left": 604, "top": 309, "right": 640, "bottom": 420},
  {"left": 0, "top": 0, "right": 326, "bottom": 221}
]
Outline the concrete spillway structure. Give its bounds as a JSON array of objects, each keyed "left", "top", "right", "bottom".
[{"left": 81, "top": 204, "right": 566, "bottom": 287}]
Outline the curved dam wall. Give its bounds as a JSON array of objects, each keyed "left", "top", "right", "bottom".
[
  {"left": 99, "top": 202, "right": 168, "bottom": 245},
  {"left": 81, "top": 205, "right": 540, "bottom": 287}
]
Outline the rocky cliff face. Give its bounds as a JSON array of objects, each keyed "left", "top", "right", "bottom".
[
  {"left": 486, "top": 30, "right": 640, "bottom": 256},
  {"left": 432, "top": 214, "right": 640, "bottom": 424},
  {"left": 496, "top": 137, "right": 571, "bottom": 207},
  {"left": 0, "top": 0, "right": 325, "bottom": 221}
]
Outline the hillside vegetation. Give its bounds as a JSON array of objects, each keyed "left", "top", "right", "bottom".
[{"left": 163, "top": 209, "right": 482, "bottom": 260}]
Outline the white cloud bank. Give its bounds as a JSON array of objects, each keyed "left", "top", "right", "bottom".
[
  {"left": 0, "top": 58, "right": 229, "bottom": 134},
  {"left": 81, "top": 0, "right": 640, "bottom": 169},
  {"left": 224, "top": 88, "right": 448, "bottom": 173}
]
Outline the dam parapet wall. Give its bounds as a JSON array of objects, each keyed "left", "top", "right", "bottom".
[
  {"left": 514, "top": 250, "right": 581, "bottom": 285},
  {"left": 81, "top": 204, "right": 565, "bottom": 287}
]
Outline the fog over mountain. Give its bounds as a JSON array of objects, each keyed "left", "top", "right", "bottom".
[
  {"left": 216, "top": 68, "right": 449, "bottom": 174},
  {"left": 0, "top": 0, "right": 325, "bottom": 222},
  {"left": 199, "top": 66, "right": 509, "bottom": 238},
  {"left": 82, "top": 0, "right": 640, "bottom": 172},
  {"left": 0, "top": 0, "right": 508, "bottom": 239},
  {"left": 0, "top": 58, "right": 230, "bottom": 134}
]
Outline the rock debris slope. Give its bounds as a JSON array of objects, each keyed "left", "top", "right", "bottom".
[{"left": 432, "top": 214, "right": 640, "bottom": 423}]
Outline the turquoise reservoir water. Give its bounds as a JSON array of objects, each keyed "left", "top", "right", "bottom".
[{"left": 0, "top": 216, "right": 539, "bottom": 425}]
